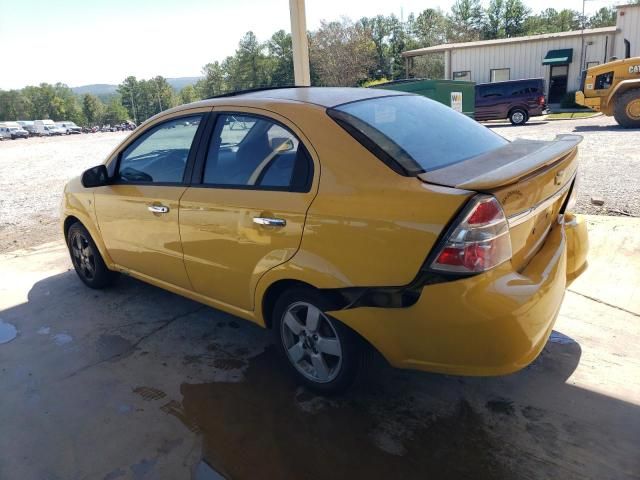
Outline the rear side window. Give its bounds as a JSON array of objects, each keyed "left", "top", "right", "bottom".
[
  {"left": 202, "top": 114, "right": 311, "bottom": 191},
  {"left": 118, "top": 115, "right": 202, "bottom": 183},
  {"left": 329, "top": 95, "right": 507, "bottom": 175}
]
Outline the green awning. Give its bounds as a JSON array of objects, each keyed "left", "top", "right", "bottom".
[{"left": 542, "top": 49, "right": 573, "bottom": 65}]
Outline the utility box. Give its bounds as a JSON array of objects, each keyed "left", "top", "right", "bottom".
[{"left": 371, "top": 79, "right": 476, "bottom": 118}]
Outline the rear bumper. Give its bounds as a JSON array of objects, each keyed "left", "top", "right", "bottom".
[{"left": 329, "top": 213, "right": 589, "bottom": 376}]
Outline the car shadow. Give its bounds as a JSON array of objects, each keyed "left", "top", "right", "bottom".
[
  {"left": 1, "top": 271, "right": 639, "bottom": 480},
  {"left": 572, "top": 124, "right": 635, "bottom": 132},
  {"left": 484, "top": 121, "right": 550, "bottom": 128}
]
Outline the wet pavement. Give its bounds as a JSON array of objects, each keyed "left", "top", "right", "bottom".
[{"left": 1, "top": 218, "right": 639, "bottom": 480}]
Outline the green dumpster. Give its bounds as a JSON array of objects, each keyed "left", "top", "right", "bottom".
[{"left": 371, "top": 79, "right": 476, "bottom": 118}]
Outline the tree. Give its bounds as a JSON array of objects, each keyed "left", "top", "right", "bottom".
[
  {"left": 83, "top": 94, "right": 104, "bottom": 126},
  {"left": 118, "top": 76, "right": 141, "bottom": 123},
  {"left": 309, "top": 19, "right": 376, "bottom": 87},
  {"left": 448, "top": 0, "right": 484, "bottom": 42},
  {"left": 266, "top": 30, "right": 294, "bottom": 86},
  {"left": 103, "top": 97, "right": 129, "bottom": 125},
  {"left": 196, "top": 61, "right": 227, "bottom": 98},
  {"left": 412, "top": 8, "right": 448, "bottom": 47},
  {"left": 232, "top": 31, "right": 269, "bottom": 89},
  {"left": 179, "top": 85, "right": 199, "bottom": 105},
  {"left": 503, "top": 0, "right": 530, "bottom": 38},
  {"left": 483, "top": 0, "right": 504, "bottom": 39},
  {"left": 589, "top": 7, "right": 616, "bottom": 28}
]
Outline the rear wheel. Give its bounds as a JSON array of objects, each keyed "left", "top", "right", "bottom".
[
  {"left": 273, "top": 288, "right": 363, "bottom": 394},
  {"left": 67, "top": 222, "right": 117, "bottom": 289},
  {"left": 614, "top": 89, "right": 640, "bottom": 128},
  {"left": 509, "top": 108, "right": 528, "bottom": 125}
]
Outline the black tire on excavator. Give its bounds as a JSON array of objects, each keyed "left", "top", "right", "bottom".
[{"left": 613, "top": 89, "right": 640, "bottom": 129}]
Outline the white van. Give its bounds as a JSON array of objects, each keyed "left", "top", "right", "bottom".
[
  {"left": 0, "top": 122, "right": 29, "bottom": 139},
  {"left": 34, "top": 119, "right": 59, "bottom": 136}
]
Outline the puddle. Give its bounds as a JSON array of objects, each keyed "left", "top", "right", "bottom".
[
  {"left": 0, "top": 320, "right": 18, "bottom": 344},
  {"left": 164, "top": 348, "right": 512, "bottom": 480},
  {"left": 37, "top": 326, "right": 51, "bottom": 335}
]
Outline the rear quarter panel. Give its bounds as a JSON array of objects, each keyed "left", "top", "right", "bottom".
[{"left": 252, "top": 103, "right": 472, "bottom": 324}]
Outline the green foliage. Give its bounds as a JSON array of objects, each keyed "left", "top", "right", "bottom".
[
  {"left": 588, "top": 7, "right": 616, "bottom": 28},
  {"left": 448, "top": 0, "right": 485, "bottom": 42},
  {"left": 361, "top": 78, "right": 391, "bottom": 87},
  {"left": 309, "top": 19, "right": 377, "bottom": 87},
  {"left": 103, "top": 96, "right": 129, "bottom": 124},
  {"left": 82, "top": 94, "right": 104, "bottom": 126},
  {"left": 179, "top": 85, "right": 199, "bottom": 105}
]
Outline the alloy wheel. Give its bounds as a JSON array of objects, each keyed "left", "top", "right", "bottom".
[
  {"left": 281, "top": 301, "right": 343, "bottom": 383},
  {"left": 70, "top": 232, "right": 96, "bottom": 281},
  {"left": 512, "top": 111, "right": 525, "bottom": 124}
]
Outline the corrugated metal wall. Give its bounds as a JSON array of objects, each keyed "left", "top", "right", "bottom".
[
  {"left": 614, "top": 6, "right": 640, "bottom": 58},
  {"left": 449, "top": 32, "right": 611, "bottom": 95}
]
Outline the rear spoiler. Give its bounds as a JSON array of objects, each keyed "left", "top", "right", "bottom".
[{"left": 419, "top": 134, "right": 583, "bottom": 190}]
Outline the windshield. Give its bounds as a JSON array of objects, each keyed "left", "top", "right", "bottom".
[{"left": 329, "top": 95, "right": 508, "bottom": 175}]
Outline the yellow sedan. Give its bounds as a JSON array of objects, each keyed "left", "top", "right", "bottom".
[{"left": 61, "top": 87, "right": 588, "bottom": 393}]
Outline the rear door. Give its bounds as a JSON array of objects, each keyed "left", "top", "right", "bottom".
[
  {"left": 475, "top": 84, "right": 506, "bottom": 120},
  {"left": 179, "top": 109, "right": 318, "bottom": 311},
  {"left": 94, "top": 111, "right": 207, "bottom": 289}
]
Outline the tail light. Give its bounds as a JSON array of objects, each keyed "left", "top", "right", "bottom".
[
  {"left": 538, "top": 95, "right": 546, "bottom": 106},
  {"left": 430, "top": 195, "right": 512, "bottom": 274}
]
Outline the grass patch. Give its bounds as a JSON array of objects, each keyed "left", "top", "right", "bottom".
[{"left": 546, "top": 112, "right": 599, "bottom": 120}]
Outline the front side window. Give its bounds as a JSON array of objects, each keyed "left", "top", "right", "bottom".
[
  {"left": 202, "top": 114, "right": 311, "bottom": 190},
  {"left": 490, "top": 68, "right": 510, "bottom": 82},
  {"left": 118, "top": 115, "right": 202, "bottom": 183},
  {"left": 329, "top": 95, "right": 508, "bottom": 174}
]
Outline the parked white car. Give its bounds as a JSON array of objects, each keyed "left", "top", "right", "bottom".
[{"left": 55, "top": 121, "right": 82, "bottom": 134}]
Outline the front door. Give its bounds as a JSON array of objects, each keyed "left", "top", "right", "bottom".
[
  {"left": 179, "top": 111, "right": 317, "bottom": 311},
  {"left": 94, "top": 113, "right": 205, "bottom": 289},
  {"left": 549, "top": 65, "right": 569, "bottom": 103}
]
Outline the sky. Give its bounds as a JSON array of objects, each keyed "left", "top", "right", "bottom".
[{"left": 0, "top": 0, "right": 623, "bottom": 89}]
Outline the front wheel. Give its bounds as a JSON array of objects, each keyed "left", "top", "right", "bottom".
[
  {"left": 509, "top": 108, "right": 528, "bottom": 125},
  {"left": 273, "top": 288, "right": 363, "bottom": 394},
  {"left": 67, "top": 222, "right": 117, "bottom": 289},
  {"left": 614, "top": 89, "right": 640, "bottom": 128}
]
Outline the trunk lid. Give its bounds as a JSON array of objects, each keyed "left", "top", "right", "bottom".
[{"left": 419, "top": 134, "right": 582, "bottom": 270}]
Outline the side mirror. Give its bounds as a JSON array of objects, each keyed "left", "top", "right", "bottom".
[
  {"left": 81, "top": 165, "right": 110, "bottom": 188},
  {"left": 270, "top": 137, "right": 294, "bottom": 152}
]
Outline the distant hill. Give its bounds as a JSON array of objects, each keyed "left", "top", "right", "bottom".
[
  {"left": 71, "top": 77, "right": 201, "bottom": 98},
  {"left": 71, "top": 84, "right": 118, "bottom": 97}
]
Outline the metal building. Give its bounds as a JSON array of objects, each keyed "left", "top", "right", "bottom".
[{"left": 402, "top": 3, "right": 640, "bottom": 104}]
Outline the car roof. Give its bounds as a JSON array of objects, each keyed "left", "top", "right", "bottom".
[
  {"left": 181, "top": 87, "right": 410, "bottom": 110},
  {"left": 234, "top": 87, "right": 409, "bottom": 107}
]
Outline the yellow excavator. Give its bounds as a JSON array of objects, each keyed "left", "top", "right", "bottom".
[{"left": 576, "top": 41, "right": 640, "bottom": 128}]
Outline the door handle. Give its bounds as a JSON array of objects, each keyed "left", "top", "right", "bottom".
[
  {"left": 253, "top": 217, "right": 286, "bottom": 227},
  {"left": 148, "top": 205, "right": 170, "bottom": 214}
]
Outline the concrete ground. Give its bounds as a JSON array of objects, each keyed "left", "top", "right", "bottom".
[{"left": 0, "top": 215, "right": 638, "bottom": 480}]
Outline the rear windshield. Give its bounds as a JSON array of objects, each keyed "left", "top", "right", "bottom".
[{"left": 329, "top": 95, "right": 507, "bottom": 175}]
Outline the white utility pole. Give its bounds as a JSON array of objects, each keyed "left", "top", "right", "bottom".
[{"left": 289, "top": 0, "right": 311, "bottom": 86}]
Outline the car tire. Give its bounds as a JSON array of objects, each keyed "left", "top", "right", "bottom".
[
  {"left": 273, "top": 287, "right": 363, "bottom": 394},
  {"left": 613, "top": 89, "right": 640, "bottom": 129},
  {"left": 509, "top": 108, "right": 528, "bottom": 125},
  {"left": 67, "top": 222, "right": 117, "bottom": 289}
]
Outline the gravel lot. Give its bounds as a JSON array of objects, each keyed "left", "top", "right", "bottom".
[
  {"left": 0, "top": 115, "right": 637, "bottom": 253},
  {"left": 490, "top": 115, "right": 640, "bottom": 217},
  {"left": 0, "top": 132, "right": 130, "bottom": 252}
]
